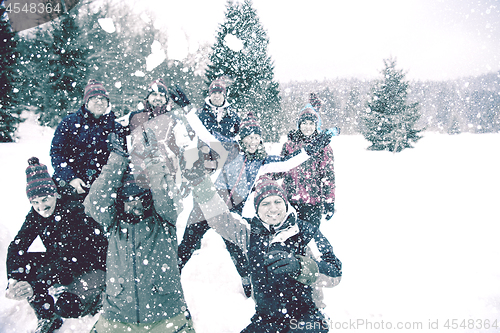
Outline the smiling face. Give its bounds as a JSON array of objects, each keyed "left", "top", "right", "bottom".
[
  {"left": 257, "top": 195, "right": 287, "bottom": 226},
  {"left": 147, "top": 92, "right": 167, "bottom": 109},
  {"left": 86, "top": 96, "right": 109, "bottom": 118},
  {"left": 209, "top": 92, "right": 225, "bottom": 107},
  {"left": 30, "top": 195, "right": 57, "bottom": 218},
  {"left": 300, "top": 119, "right": 316, "bottom": 137},
  {"left": 242, "top": 133, "right": 261, "bottom": 154}
]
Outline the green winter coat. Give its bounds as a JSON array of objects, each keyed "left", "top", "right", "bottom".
[{"left": 84, "top": 152, "right": 187, "bottom": 324}]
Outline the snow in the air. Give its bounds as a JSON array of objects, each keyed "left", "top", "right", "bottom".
[{"left": 0, "top": 113, "right": 499, "bottom": 332}]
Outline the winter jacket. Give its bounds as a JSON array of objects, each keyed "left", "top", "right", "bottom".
[
  {"left": 7, "top": 199, "right": 107, "bottom": 284},
  {"left": 192, "top": 185, "right": 342, "bottom": 321},
  {"left": 84, "top": 152, "right": 187, "bottom": 325},
  {"left": 50, "top": 106, "right": 127, "bottom": 187},
  {"left": 281, "top": 130, "right": 335, "bottom": 206},
  {"left": 196, "top": 98, "right": 240, "bottom": 138}
]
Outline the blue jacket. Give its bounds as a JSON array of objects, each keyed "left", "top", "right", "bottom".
[{"left": 50, "top": 106, "right": 126, "bottom": 187}]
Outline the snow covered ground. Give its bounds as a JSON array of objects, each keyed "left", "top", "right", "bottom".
[{"left": 1, "top": 114, "right": 499, "bottom": 332}]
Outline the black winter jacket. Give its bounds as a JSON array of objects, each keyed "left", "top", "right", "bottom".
[{"left": 7, "top": 199, "right": 107, "bottom": 284}]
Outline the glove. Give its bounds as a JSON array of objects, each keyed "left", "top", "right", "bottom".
[
  {"left": 303, "top": 131, "right": 333, "bottom": 156},
  {"left": 107, "top": 132, "right": 129, "bottom": 158},
  {"left": 264, "top": 250, "right": 301, "bottom": 276},
  {"left": 326, "top": 127, "right": 340, "bottom": 136},
  {"left": 183, "top": 143, "right": 220, "bottom": 186},
  {"left": 323, "top": 202, "right": 335, "bottom": 221},
  {"left": 5, "top": 279, "right": 34, "bottom": 300},
  {"left": 169, "top": 84, "right": 190, "bottom": 108}
]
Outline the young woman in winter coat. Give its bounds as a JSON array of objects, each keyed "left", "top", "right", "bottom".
[
  {"left": 189, "top": 174, "right": 342, "bottom": 333},
  {"left": 281, "top": 104, "right": 336, "bottom": 227},
  {"left": 6, "top": 158, "right": 107, "bottom": 333},
  {"left": 50, "top": 80, "right": 127, "bottom": 201},
  {"left": 84, "top": 131, "right": 195, "bottom": 333}
]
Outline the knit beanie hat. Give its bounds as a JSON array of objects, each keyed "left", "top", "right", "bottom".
[
  {"left": 147, "top": 78, "right": 169, "bottom": 98},
  {"left": 239, "top": 112, "right": 262, "bottom": 139},
  {"left": 26, "top": 157, "right": 57, "bottom": 201},
  {"left": 297, "top": 104, "right": 319, "bottom": 128},
  {"left": 208, "top": 79, "right": 226, "bottom": 96},
  {"left": 253, "top": 176, "right": 288, "bottom": 211},
  {"left": 83, "top": 80, "right": 109, "bottom": 105}
]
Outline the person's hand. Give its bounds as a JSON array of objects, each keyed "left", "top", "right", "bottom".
[
  {"left": 69, "top": 178, "right": 88, "bottom": 194},
  {"left": 107, "top": 132, "right": 129, "bottom": 158},
  {"left": 323, "top": 202, "right": 335, "bottom": 221},
  {"left": 304, "top": 131, "right": 333, "bottom": 156},
  {"left": 264, "top": 250, "right": 301, "bottom": 276},
  {"left": 5, "top": 279, "right": 33, "bottom": 300}
]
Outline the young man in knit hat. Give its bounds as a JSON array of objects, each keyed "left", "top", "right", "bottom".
[
  {"left": 50, "top": 79, "right": 127, "bottom": 201},
  {"left": 180, "top": 112, "right": 334, "bottom": 298},
  {"left": 185, "top": 171, "right": 342, "bottom": 332},
  {"left": 84, "top": 129, "right": 195, "bottom": 333},
  {"left": 6, "top": 157, "right": 107, "bottom": 333}
]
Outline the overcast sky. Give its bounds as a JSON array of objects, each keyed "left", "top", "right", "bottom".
[{"left": 137, "top": 0, "right": 500, "bottom": 82}]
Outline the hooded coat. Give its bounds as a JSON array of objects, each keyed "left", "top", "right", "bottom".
[
  {"left": 84, "top": 153, "right": 187, "bottom": 324},
  {"left": 50, "top": 106, "right": 126, "bottom": 188}
]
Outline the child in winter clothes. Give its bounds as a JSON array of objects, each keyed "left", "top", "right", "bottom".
[
  {"left": 281, "top": 104, "right": 336, "bottom": 227},
  {"left": 6, "top": 157, "right": 107, "bottom": 333},
  {"left": 50, "top": 80, "right": 127, "bottom": 201},
  {"left": 188, "top": 173, "right": 342, "bottom": 333},
  {"left": 84, "top": 131, "right": 195, "bottom": 333}
]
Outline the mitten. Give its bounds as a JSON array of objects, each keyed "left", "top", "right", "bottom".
[
  {"left": 169, "top": 84, "right": 190, "bottom": 108},
  {"left": 323, "top": 202, "right": 335, "bottom": 221},
  {"left": 107, "top": 132, "right": 128, "bottom": 158},
  {"left": 264, "top": 250, "right": 301, "bottom": 276},
  {"left": 304, "top": 131, "right": 333, "bottom": 156}
]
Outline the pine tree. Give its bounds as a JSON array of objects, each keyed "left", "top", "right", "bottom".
[
  {"left": 362, "top": 58, "right": 422, "bottom": 152},
  {"left": 0, "top": 6, "right": 22, "bottom": 142},
  {"left": 205, "top": 0, "right": 281, "bottom": 142},
  {"left": 43, "top": 12, "right": 88, "bottom": 127}
]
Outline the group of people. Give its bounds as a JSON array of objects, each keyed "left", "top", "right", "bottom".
[{"left": 5, "top": 77, "right": 342, "bottom": 333}]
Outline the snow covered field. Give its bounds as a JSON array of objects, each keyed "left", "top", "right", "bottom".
[{"left": 1, "top": 114, "right": 499, "bottom": 332}]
